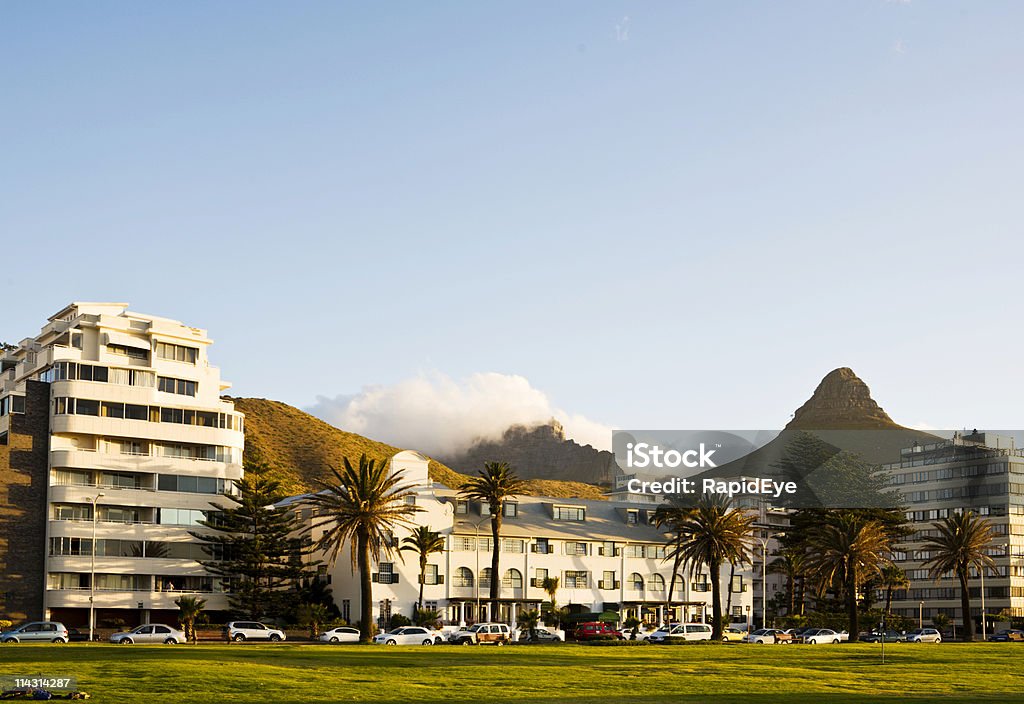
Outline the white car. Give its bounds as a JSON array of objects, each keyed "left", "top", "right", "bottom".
[
  {"left": 906, "top": 628, "right": 942, "bottom": 643},
  {"left": 373, "top": 626, "right": 440, "bottom": 645},
  {"left": 110, "top": 624, "right": 185, "bottom": 645},
  {"left": 225, "top": 621, "right": 286, "bottom": 642},
  {"left": 799, "top": 628, "right": 842, "bottom": 645},
  {"left": 319, "top": 626, "right": 361, "bottom": 643},
  {"left": 745, "top": 628, "right": 792, "bottom": 644},
  {"left": 648, "top": 623, "right": 713, "bottom": 643},
  {"left": 516, "top": 626, "right": 564, "bottom": 643}
]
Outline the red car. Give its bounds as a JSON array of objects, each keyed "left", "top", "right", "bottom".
[{"left": 572, "top": 622, "right": 623, "bottom": 641}]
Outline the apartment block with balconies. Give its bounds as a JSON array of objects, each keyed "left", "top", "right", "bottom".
[{"left": 0, "top": 303, "right": 244, "bottom": 627}]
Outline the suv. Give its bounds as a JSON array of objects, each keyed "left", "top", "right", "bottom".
[
  {"left": 0, "top": 621, "right": 70, "bottom": 643},
  {"left": 448, "top": 623, "right": 511, "bottom": 645},
  {"left": 650, "top": 623, "right": 714, "bottom": 643},
  {"left": 572, "top": 622, "right": 623, "bottom": 641},
  {"left": 224, "top": 621, "right": 286, "bottom": 642}
]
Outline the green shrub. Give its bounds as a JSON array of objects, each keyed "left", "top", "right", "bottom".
[
  {"left": 654, "top": 638, "right": 724, "bottom": 646},
  {"left": 578, "top": 639, "right": 650, "bottom": 646},
  {"left": 0, "top": 619, "right": 12, "bottom": 630}
]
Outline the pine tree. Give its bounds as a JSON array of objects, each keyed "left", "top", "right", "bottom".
[{"left": 191, "top": 460, "right": 318, "bottom": 620}]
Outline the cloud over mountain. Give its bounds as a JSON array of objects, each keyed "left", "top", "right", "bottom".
[{"left": 306, "top": 371, "right": 612, "bottom": 458}]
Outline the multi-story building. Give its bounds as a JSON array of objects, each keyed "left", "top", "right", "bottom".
[
  {"left": 886, "top": 431, "right": 1024, "bottom": 631},
  {"left": 295, "top": 451, "right": 755, "bottom": 630},
  {"left": 0, "top": 302, "right": 244, "bottom": 627}
]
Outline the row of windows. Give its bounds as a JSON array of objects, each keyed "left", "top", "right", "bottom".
[
  {"left": 48, "top": 537, "right": 223, "bottom": 561},
  {"left": 48, "top": 573, "right": 222, "bottom": 592},
  {"left": 906, "top": 506, "right": 996, "bottom": 522},
  {"left": 904, "top": 484, "right": 1017, "bottom": 503},
  {"left": 155, "top": 342, "right": 198, "bottom": 364},
  {"left": 891, "top": 463, "right": 1009, "bottom": 485},
  {"left": 0, "top": 395, "right": 25, "bottom": 417},
  {"left": 53, "top": 397, "right": 241, "bottom": 431},
  {"left": 158, "top": 376, "right": 197, "bottom": 397},
  {"left": 450, "top": 536, "right": 667, "bottom": 558},
  {"left": 107, "top": 344, "right": 148, "bottom": 360},
  {"left": 39, "top": 362, "right": 155, "bottom": 389}
]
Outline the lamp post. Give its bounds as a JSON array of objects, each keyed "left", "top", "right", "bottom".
[
  {"left": 745, "top": 604, "right": 751, "bottom": 634},
  {"left": 919, "top": 601, "right": 924, "bottom": 630},
  {"left": 755, "top": 530, "right": 783, "bottom": 630},
  {"left": 458, "top": 518, "right": 488, "bottom": 622},
  {"left": 981, "top": 562, "right": 987, "bottom": 643},
  {"left": 88, "top": 492, "right": 105, "bottom": 642}
]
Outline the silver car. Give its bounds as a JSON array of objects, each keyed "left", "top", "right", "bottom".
[
  {"left": 225, "top": 621, "right": 286, "bottom": 642},
  {"left": 0, "top": 621, "right": 69, "bottom": 643},
  {"left": 109, "top": 623, "right": 185, "bottom": 645}
]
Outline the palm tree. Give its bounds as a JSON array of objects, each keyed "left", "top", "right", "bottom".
[
  {"left": 804, "top": 512, "right": 892, "bottom": 638},
  {"left": 541, "top": 576, "right": 560, "bottom": 627},
  {"left": 653, "top": 500, "right": 695, "bottom": 625},
  {"left": 668, "top": 495, "right": 754, "bottom": 640},
  {"left": 400, "top": 526, "right": 446, "bottom": 610},
  {"left": 302, "top": 454, "right": 420, "bottom": 642},
  {"left": 920, "top": 510, "right": 995, "bottom": 642},
  {"left": 174, "top": 595, "right": 206, "bottom": 644},
  {"left": 769, "top": 548, "right": 808, "bottom": 616},
  {"left": 518, "top": 609, "right": 541, "bottom": 641},
  {"left": 459, "top": 461, "right": 528, "bottom": 619},
  {"left": 880, "top": 564, "right": 910, "bottom": 617}
]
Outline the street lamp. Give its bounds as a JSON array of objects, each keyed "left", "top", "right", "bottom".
[
  {"left": 88, "top": 492, "right": 105, "bottom": 643},
  {"left": 919, "top": 601, "right": 924, "bottom": 630},
  {"left": 755, "top": 529, "right": 783, "bottom": 630},
  {"left": 457, "top": 518, "right": 488, "bottom": 622},
  {"left": 980, "top": 562, "right": 987, "bottom": 643}
]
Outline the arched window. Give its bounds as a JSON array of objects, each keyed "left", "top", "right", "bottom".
[
  {"left": 453, "top": 567, "right": 474, "bottom": 588},
  {"left": 649, "top": 574, "right": 666, "bottom": 591},
  {"left": 629, "top": 572, "right": 645, "bottom": 590},
  {"left": 481, "top": 567, "right": 494, "bottom": 588},
  {"left": 503, "top": 569, "right": 523, "bottom": 589}
]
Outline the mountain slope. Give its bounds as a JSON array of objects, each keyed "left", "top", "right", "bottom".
[
  {"left": 228, "top": 397, "right": 606, "bottom": 500},
  {"left": 441, "top": 420, "right": 616, "bottom": 485}
]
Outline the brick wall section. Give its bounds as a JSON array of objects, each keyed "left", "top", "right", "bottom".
[{"left": 0, "top": 380, "right": 51, "bottom": 621}]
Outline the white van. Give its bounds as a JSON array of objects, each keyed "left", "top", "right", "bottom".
[{"left": 648, "top": 623, "right": 714, "bottom": 643}]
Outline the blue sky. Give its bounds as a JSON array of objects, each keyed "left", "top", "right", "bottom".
[{"left": 2, "top": 2, "right": 1022, "bottom": 451}]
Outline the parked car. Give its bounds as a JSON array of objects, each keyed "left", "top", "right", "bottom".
[
  {"left": 319, "top": 626, "right": 361, "bottom": 643},
  {"left": 110, "top": 624, "right": 185, "bottom": 645},
  {"left": 859, "top": 630, "right": 906, "bottom": 643},
  {"left": 798, "top": 628, "right": 842, "bottom": 645},
  {"left": 837, "top": 630, "right": 850, "bottom": 642},
  {"left": 517, "top": 627, "right": 564, "bottom": 643},
  {"left": 0, "top": 621, "right": 69, "bottom": 644},
  {"left": 373, "top": 626, "right": 441, "bottom": 646},
  {"left": 722, "top": 626, "right": 748, "bottom": 642},
  {"left": 67, "top": 628, "right": 93, "bottom": 643},
  {"left": 449, "top": 623, "right": 511, "bottom": 645},
  {"left": 573, "top": 622, "right": 623, "bottom": 641},
  {"left": 987, "top": 629, "right": 1024, "bottom": 642},
  {"left": 745, "top": 628, "right": 792, "bottom": 644},
  {"left": 224, "top": 621, "right": 286, "bottom": 642},
  {"left": 649, "top": 623, "right": 714, "bottom": 643},
  {"left": 906, "top": 628, "right": 942, "bottom": 643}
]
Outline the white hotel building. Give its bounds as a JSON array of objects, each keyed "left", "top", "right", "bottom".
[
  {"left": 298, "top": 452, "right": 756, "bottom": 630},
  {"left": 0, "top": 303, "right": 244, "bottom": 627}
]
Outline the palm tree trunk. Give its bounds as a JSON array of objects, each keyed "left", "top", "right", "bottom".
[
  {"left": 725, "top": 562, "right": 736, "bottom": 617},
  {"left": 418, "top": 556, "right": 426, "bottom": 610},
  {"left": 787, "top": 573, "right": 795, "bottom": 615},
  {"left": 885, "top": 586, "right": 894, "bottom": 616},
  {"left": 665, "top": 552, "right": 682, "bottom": 624},
  {"left": 846, "top": 565, "right": 859, "bottom": 638},
  {"left": 959, "top": 569, "right": 974, "bottom": 641},
  {"left": 490, "top": 511, "right": 502, "bottom": 620},
  {"left": 710, "top": 558, "right": 723, "bottom": 640},
  {"left": 357, "top": 527, "right": 374, "bottom": 642}
]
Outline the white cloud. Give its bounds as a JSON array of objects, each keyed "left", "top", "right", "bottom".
[{"left": 306, "top": 371, "right": 613, "bottom": 457}]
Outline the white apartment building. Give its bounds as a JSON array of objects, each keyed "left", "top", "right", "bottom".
[
  {"left": 295, "top": 451, "right": 755, "bottom": 630},
  {"left": 0, "top": 303, "right": 244, "bottom": 627}
]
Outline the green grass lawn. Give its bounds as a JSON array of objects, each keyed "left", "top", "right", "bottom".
[{"left": 1, "top": 642, "right": 1022, "bottom": 703}]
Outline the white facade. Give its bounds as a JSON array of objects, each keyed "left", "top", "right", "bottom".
[
  {"left": 301, "top": 451, "right": 755, "bottom": 630},
  {"left": 0, "top": 303, "right": 244, "bottom": 626}
]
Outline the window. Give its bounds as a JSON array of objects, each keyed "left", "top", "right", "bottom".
[
  {"left": 532, "top": 538, "right": 552, "bottom": 554},
  {"left": 564, "top": 570, "right": 589, "bottom": 589},
  {"left": 454, "top": 536, "right": 476, "bottom": 551},
  {"left": 455, "top": 500, "right": 469, "bottom": 515},
  {"left": 503, "top": 569, "right": 523, "bottom": 589},
  {"left": 629, "top": 572, "right": 644, "bottom": 590},
  {"left": 534, "top": 568, "right": 548, "bottom": 587},
  {"left": 76, "top": 399, "right": 100, "bottom": 416},
  {"left": 624, "top": 545, "right": 646, "bottom": 558},
  {"left": 600, "top": 571, "right": 617, "bottom": 589},
  {"left": 564, "top": 541, "right": 589, "bottom": 556},
  {"left": 645, "top": 545, "right": 667, "bottom": 559},
  {"left": 503, "top": 502, "right": 518, "bottom": 517},
  {"left": 155, "top": 342, "right": 198, "bottom": 364},
  {"left": 480, "top": 568, "right": 494, "bottom": 588},
  {"left": 501, "top": 538, "right": 524, "bottom": 553},
  {"left": 158, "top": 376, "right": 197, "bottom": 396},
  {"left": 627, "top": 510, "right": 638, "bottom": 525},
  {"left": 453, "top": 567, "right": 474, "bottom": 588},
  {"left": 553, "top": 506, "right": 585, "bottom": 521},
  {"left": 731, "top": 575, "right": 746, "bottom": 593},
  {"left": 422, "top": 564, "right": 441, "bottom": 586},
  {"left": 108, "top": 344, "right": 148, "bottom": 360},
  {"left": 649, "top": 574, "right": 666, "bottom": 591}
]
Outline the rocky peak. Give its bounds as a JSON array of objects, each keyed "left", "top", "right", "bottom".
[{"left": 785, "top": 367, "right": 897, "bottom": 429}]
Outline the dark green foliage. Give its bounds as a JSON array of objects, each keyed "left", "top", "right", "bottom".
[{"left": 190, "top": 460, "right": 318, "bottom": 620}]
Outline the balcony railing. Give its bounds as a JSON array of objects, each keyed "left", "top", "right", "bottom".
[{"left": 371, "top": 573, "right": 400, "bottom": 584}]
